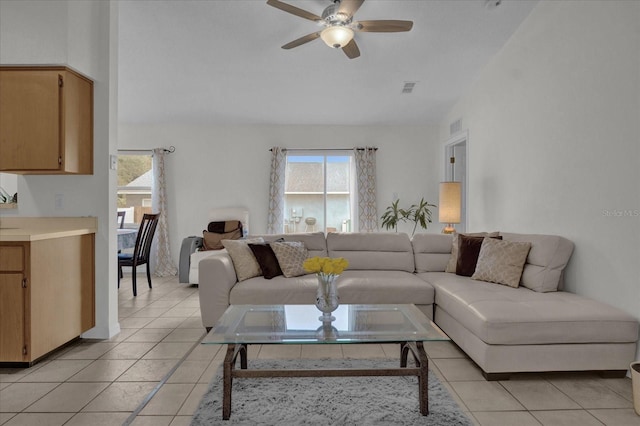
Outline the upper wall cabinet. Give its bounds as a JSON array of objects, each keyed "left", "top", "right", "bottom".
[{"left": 0, "top": 66, "right": 93, "bottom": 174}]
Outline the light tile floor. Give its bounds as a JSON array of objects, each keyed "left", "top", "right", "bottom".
[{"left": 1, "top": 274, "right": 638, "bottom": 426}]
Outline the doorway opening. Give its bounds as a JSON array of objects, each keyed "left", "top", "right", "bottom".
[{"left": 444, "top": 132, "right": 468, "bottom": 232}]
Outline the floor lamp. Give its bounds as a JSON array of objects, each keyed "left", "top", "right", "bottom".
[{"left": 439, "top": 182, "right": 461, "bottom": 234}]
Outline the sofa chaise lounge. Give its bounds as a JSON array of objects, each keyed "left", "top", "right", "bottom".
[{"left": 197, "top": 231, "right": 639, "bottom": 379}]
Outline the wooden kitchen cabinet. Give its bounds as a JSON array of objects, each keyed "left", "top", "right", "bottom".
[
  {"left": 0, "top": 245, "right": 26, "bottom": 362},
  {"left": 0, "top": 66, "right": 93, "bottom": 174},
  {"left": 0, "top": 235, "right": 95, "bottom": 365}
]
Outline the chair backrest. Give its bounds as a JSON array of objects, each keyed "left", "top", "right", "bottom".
[
  {"left": 117, "top": 211, "right": 126, "bottom": 229},
  {"left": 132, "top": 213, "right": 160, "bottom": 263}
]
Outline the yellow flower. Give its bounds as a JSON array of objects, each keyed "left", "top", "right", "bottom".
[
  {"left": 304, "top": 256, "right": 349, "bottom": 275},
  {"left": 333, "top": 258, "right": 348, "bottom": 274},
  {"left": 303, "top": 257, "right": 320, "bottom": 273}
]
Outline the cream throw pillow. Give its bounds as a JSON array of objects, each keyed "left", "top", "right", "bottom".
[
  {"left": 471, "top": 238, "right": 532, "bottom": 288},
  {"left": 445, "top": 231, "right": 500, "bottom": 273},
  {"left": 222, "top": 238, "right": 264, "bottom": 282},
  {"left": 270, "top": 241, "right": 309, "bottom": 278}
]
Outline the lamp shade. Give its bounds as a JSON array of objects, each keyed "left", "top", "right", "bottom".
[
  {"left": 439, "top": 182, "right": 461, "bottom": 224},
  {"left": 320, "top": 26, "right": 354, "bottom": 48}
]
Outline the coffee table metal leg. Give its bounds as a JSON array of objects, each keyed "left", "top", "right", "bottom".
[
  {"left": 415, "top": 342, "right": 429, "bottom": 415},
  {"left": 400, "top": 342, "right": 410, "bottom": 367},
  {"left": 222, "top": 344, "right": 235, "bottom": 420},
  {"left": 239, "top": 343, "right": 248, "bottom": 369},
  {"left": 401, "top": 341, "right": 429, "bottom": 416}
]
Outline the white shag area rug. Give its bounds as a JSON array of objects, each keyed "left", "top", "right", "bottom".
[{"left": 191, "top": 358, "right": 473, "bottom": 425}]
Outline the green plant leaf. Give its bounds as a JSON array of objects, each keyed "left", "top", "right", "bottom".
[{"left": 381, "top": 197, "right": 436, "bottom": 236}]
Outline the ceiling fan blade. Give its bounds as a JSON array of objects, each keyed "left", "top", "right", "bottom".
[
  {"left": 266, "top": 0, "right": 322, "bottom": 22},
  {"left": 281, "top": 32, "right": 321, "bottom": 49},
  {"left": 356, "top": 20, "right": 413, "bottom": 32},
  {"left": 338, "top": 0, "right": 365, "bottom": 17},
  {"left": 342, "top": 39, "right": 360, "bottom": 59}
]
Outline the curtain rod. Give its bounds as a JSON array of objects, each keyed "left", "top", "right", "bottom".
[
  {"left": 118, "top": 146, "right": 176, "bottom": 154},
  {"left": 269, "top": 147, "right": 377, "bottom": 152}
]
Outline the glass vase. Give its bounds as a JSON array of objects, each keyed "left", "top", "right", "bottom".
[{"left": 315, "top": 274, "right": 339, "bottom": 322}]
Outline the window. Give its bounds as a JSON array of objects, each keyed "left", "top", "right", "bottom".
[
  {"left": 284, "top": 151, "right": 355, "bottom": 233},
  {"left": 117, "top": 153, "right": 152, "bottom": 226}
]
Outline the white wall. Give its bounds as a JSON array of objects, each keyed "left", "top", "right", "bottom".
[
  {"left": 118, "top": 124, "right": 443, "bottom": 265},
  {"left": 0, "top": 0, "right": 119, "bottom": 338},
  {"left": 442, "top": 1, "right": 640, "bottom": 361}
]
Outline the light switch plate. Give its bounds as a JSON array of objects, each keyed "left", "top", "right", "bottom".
[{"left": 110, "top": 155, "right": 118, "bottom": 170}]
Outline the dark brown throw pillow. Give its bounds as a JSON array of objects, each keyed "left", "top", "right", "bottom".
[
  {"left": 456, "top": 235, "right": 503, "bottom": 277},
  {"left": 248, "top": 243, "right": 283, "bottom": 279},
  {"left": 202, "top": 220, "right": 243, "bottom": 250}
]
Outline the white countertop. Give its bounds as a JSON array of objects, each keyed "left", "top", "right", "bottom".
[{"left": 0, "top": 217, "right": 97, "bottom": 242}]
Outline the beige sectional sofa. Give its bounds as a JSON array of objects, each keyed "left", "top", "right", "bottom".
[{"left": 197, "top": 231, "right": 639, "bottom": 379}]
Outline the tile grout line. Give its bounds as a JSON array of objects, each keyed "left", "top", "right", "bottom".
[{"left": 122, "top": 330, "right": 207, "bottom": 426}]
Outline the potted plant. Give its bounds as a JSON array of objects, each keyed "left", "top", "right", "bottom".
[
  {"left": 380, "top": 199, "right": 408, "bottom": 233},
  {"left": 406, "top": 198, "right": 436, "bottom": 237},
  {"left": 381, "top": 198, "right": 436, "bottom": 237}
]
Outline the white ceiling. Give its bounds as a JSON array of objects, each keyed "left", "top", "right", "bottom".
[{"left": 117, "top": 0, "right": 538, "bottom": 126}]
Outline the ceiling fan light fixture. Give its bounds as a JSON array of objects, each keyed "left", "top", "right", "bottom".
[{"left": 320, "top": 25, "right": 354, "bottom": 48}]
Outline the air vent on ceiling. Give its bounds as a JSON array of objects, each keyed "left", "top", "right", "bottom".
[
  {"left": 485, "top": 0, "right": 502, "bottom": 10},
  {"left": 402, "top": 81, "right": 417, "bottom": 94},
  {"left": 450, "top": 118, "right": 462, "bottom": 135}
]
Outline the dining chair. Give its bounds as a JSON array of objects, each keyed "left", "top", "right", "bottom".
[
  {"left": 118, "top": 213, "right": 160, "bottom": 296},
  {"left": 117, "top": 211, "right": 126, "bottom": 229}
]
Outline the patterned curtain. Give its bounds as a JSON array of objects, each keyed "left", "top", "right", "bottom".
[
  {"left": 152, "top": 148, "right": 177, "bottom": 277},
  {"left": 267, "top": 147, "right": 286, "bottom": 234},
  {"left": 354, "top": 147, "right": 378, "bottom": 232}
]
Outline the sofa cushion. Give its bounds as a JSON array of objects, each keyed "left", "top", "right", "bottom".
[
  {"left": 412, "top": 233, "right": 452, "bottom": 273},
  {"left": 230, "top": 270, "right": 435, "bottom": 307},
  {"left": 420, "top": 272, "right": 639, "bottom": 345},
  {"left": 271, "top": 241, "right": 309, "bottom": 278},
  {"left": 222, "top": 238, "right": 264, "bottom": 282},
  {"left": 327, "top": 232, "right": 415, "bottom": 272},
  {"left": 501, "top": 232, "right": 574, "bottom": 292},
  {"left": 337, "top": 270, "right": 435, "bottom": 305},
  {"left": 471, "top": 238, "right": 530, "bottom": 287},
  {"left": 230, "top": 274, "right": 318, "bottom": 305}
]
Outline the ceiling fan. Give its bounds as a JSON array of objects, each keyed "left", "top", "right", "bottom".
[{"left": 266, "top": 0, "right": 413, "bottom": 59}]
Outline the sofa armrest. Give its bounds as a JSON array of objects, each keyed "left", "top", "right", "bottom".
[{"left": 198, "top": 253, "right": 238, "bottom": 329}]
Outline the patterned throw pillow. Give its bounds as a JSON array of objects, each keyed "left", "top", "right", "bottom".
[
  {"left": 471, "top": 238, "right": 532, "bottom": 288},
  {"left": 222, "top": 238, "right": 264, "bottom": 282},
  {"left": 445, "top": 231, "right": 500, "bottom": 273},
  {"left": 270, "top": 241, "right": 309, "bottom": 278}
]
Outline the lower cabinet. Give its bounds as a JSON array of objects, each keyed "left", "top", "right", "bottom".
[{"left": 0, "top": 234, "right": 95, "bottom": 365}]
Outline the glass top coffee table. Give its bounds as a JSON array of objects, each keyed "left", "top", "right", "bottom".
[{"left": 202, "top": 304, "right": 449, "bottom": 419}]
